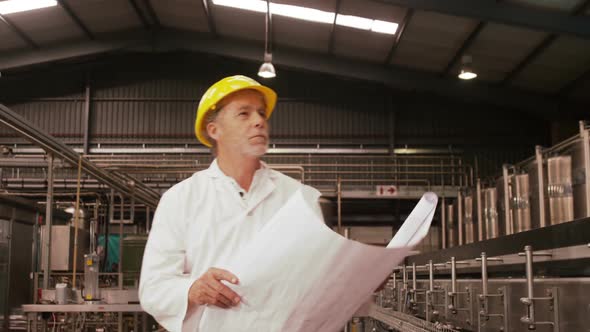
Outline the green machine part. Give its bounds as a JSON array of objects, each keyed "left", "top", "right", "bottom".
[{"left": 121, "top": 235, "right": 148, "bottom": 286}]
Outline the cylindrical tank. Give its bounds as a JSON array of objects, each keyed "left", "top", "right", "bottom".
[
  {"left": 511, "top": 173, "right": 532, "bottom": 233},
  {"left": 496, "top": 176, "right": 510, "bottom": 236},
  {"left": 570, "top": 130, "right": 589, "bottom": 219},
  {"left": 484, "top": 188, "right": 499, "bottom": 239},
  {"left": 83, "top": 253, "right": 100, "bottom": 301},
  {"left": 446, "top": 203, "right": 456, "bottom": 248},
  {"left": 547, "top": 156, "right": 574, "bottom": 224},
  {"left": 464, "top": 194, "right": 475, "bottom": 244}
]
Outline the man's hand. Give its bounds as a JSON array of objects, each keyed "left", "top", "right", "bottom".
[{"left": 188, "top": 268, "right": 241, "bottom": 310}]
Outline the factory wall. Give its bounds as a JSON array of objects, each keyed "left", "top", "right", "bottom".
[{"left": 0, "top": 52, "right": 550, "bottom": 177}]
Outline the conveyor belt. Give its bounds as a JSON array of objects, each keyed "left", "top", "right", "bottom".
[
  {"left": 406, "top": 217, "right": 590, "bottom": 267},
  {"left": 367, "top": 303, "right": 459, "bottom": 332}
]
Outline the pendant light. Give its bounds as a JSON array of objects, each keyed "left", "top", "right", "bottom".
[
  {"left": 258, "top": 0, "right": 276, "bottom": 78},
  {"left": 458, "top": 55, "right": 477, "bottom": 80}
]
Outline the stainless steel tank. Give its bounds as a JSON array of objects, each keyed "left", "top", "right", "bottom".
[
  {"left": 496, "top": 175, "right": 510, "bottom": 236},
  {"left": 446, "top": 203, "right": 456, "bottom": 248},
  {"left": 547, "top": 156, "right": 574, "bottom": 224},
  {"left": 484, "top": 188, "right": 499, "bottom": 239},
  {"left": 570, "top": 124, "right": 590, "bottom": 219},
  {"left": 524, "top": 152, "right": 547, "bottom": 230},
  {"left": 463, "top": 194, "right": 475, "bottom": 244},
  {"left": 511, "top": 173, "right": 532, "bottom": 233}
]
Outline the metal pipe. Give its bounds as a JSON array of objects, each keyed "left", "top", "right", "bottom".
[
  {"left": 581, "top": 121, "right": 590, "bottom": 217},
  {"left": 0, "top": 103, "right": 160, "bottom": 208},
  {"left": 4, "top": 209, "right": 14, "bottom": 331},
  {"left": 412, "top": 263, "right": 417, "bottom": 292},
  {"left": 91, "top": 161, "right": 472, "bottom": 168},
  {"left": 535, "top": 146, "right": 546, "bottom": 228},
  {"left": 402, "top": 265, "right": 407, "bottom": 289},
  {"left": 72, "top": 155, "right": 83, "bottom": 289},
  {"left": 42, "top": 154, "right": 54, "bottom": 291},
  {"left": 481, "top": 252, "right": 488, "bottom": 297},
  {"left": 476, "top": 179, "right": 483, "bottom": 241},
  {"left": 428, "top": 260, "right": 434, "bottom": 292},
  {"left": 524, "top": 245, "right": 535, "bottom": 327},
  {"left": 107, "top": 189, "right": 114, "bottom": 272},
  {"left": 32, "top": 212, "right": 39, "bottom": 296},
  {"left": 441, "top": 198, "right": 447, "bottom": 249},
  {"left": 457, "top": 191, "right": 463, "bottom": 246},
  {"left": 502, "top": 164, "right": 512, "bottom": 235},
  {"left": 83, "top": 79, "right": 91, "bottom": 155},
  {"left": 91, "top": 199, "right": 98, "bottom": 253},
  {"left": 450, "top": 257, "right": 457, "bottom": 294},
  {"left": 303, "top": 170, "right": 468, "bottom": 175},
  {"left": 118, "top": 193, "right": 124, "bottom": 288},
  {"left": 1, "top": 177, "right": 432, "bottom": 186},
  {"left": 337, "top": 176, "right": 342, "bottom": 234}
]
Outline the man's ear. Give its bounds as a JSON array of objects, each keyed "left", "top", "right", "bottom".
[{"left": 207, "top": 121, "right": 219, "bottom": 141}]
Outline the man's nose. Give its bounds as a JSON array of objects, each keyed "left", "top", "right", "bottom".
[{"left": 253, "top": 112, "right": 267, "bottom": 128}]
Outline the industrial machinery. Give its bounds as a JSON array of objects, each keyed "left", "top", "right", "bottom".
[
  {"left": 362, "top": 122, "right": 590, "bottom": 331},
  {"left": 442, "top": 121, "right": 590, "bottom": 247}
]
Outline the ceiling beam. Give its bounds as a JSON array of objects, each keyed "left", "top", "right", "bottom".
[
  {"left": 328, "top": 0, "right": 342, "bottom": 55},
  {"left": 0, "top": 31, "right": 145, "bottom": 71},
  {"left": 373, "top": 0, "right": 590, "bottom": 39},
  {"left": 501, "top": 34, "right": 557, "bottom": 85},
  {"left": 501, "top": 2, "right": 587, "bottom": 85},
  {"left": 57, "top": 0, "right": 95, "bottom": 40},
  {"left": 0, "top": 14, "right": 39, "bottom": 50},
  {"left": 383, "top": 8, "right": 413, "bottom": 65},
  {"left": 128, "top": 0, "right": 151, "bottom": 30},
  {"left": 552, "top": 0, "right": 590, "bottom": 93},
  {"left": 142, "top": 0, "right": 161, "bottom": 28},
  {"left": 0, "top": 29, "right": 583, "bottom": 117},
  {"left": 441, "top": 21, "right": 486, "bottom": 77},
  {"left": 154, "top": 30, "right": 571, "bottom": 116},
  {"left": 201, "top": 0, "right": 217, "bottom": 37}
]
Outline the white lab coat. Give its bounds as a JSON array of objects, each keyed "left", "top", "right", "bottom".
[{"left": 139, "top": 160, "right": 322, "bottom": 332}]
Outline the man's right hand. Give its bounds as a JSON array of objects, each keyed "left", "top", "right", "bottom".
[{"left": 187, "top": 268, "right": 241, "bottom": 310}]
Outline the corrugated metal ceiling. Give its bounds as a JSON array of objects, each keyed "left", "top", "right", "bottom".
[{"left": 0, "top": 0, "right": 589, "bottom": 103}]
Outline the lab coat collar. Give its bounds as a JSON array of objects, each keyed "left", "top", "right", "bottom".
[
  {"left": 206, "top": 158, "right": 276, "bottom": 212},
  {"left": 205, "top": 158, "right": 276, "bottom": 180}
]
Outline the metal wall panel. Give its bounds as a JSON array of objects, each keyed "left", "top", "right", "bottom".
[
  {"left": 1, "top": 61, "right": 550, "bottom": 179},
  {"left": 271, "top": 101, "right": 389, "bottom": 144},
  {"left": 0, "top": 101, "right": 84, "bottom": 138}
]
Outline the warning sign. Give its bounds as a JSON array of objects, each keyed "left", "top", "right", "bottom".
[{"left": 376, "top": 185, "right": 398, "bottom": 197}]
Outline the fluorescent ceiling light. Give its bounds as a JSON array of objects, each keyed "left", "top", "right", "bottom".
[
  {"left": 336, "top": 14, "right": 373, "bottom": 30},
  {"left": 271, "top": 2, "right": 334, "bottom": 24},
  {"left": 212, "top": 0, "right": 398, "bottom": 35},
  {"left": 212, "top": 0, "right": 266, "bottom": 13},
  {"left": 0, "top": 0, "right": 57, "bottom": 15},
  {"left": 371, "top": 20, "right": 399, "bottom": 35}
]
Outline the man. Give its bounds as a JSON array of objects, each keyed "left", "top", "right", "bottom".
[{"left": 139, "top": 75, "right": 322, "bottom": 332}]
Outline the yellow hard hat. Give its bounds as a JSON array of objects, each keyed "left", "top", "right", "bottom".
[{"left": 195, "top": 75, "right": 277, "bottom": 147}]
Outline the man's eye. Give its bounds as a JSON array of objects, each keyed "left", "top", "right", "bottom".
[{"left": 239, "top": 112, "right": 248, "bottom": 116}]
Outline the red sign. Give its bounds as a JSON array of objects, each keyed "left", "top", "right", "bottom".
[{"left": 376, "top": 185, "right": 398, "bottom": 197}]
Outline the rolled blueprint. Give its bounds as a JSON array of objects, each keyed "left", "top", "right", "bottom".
[{"left": 198, "top": 190, "right": 438, "bottom": 332}]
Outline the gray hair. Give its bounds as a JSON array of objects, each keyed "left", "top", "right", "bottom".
[{"left": 203, "top": 108, "right": 221, "bottom": 156}]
